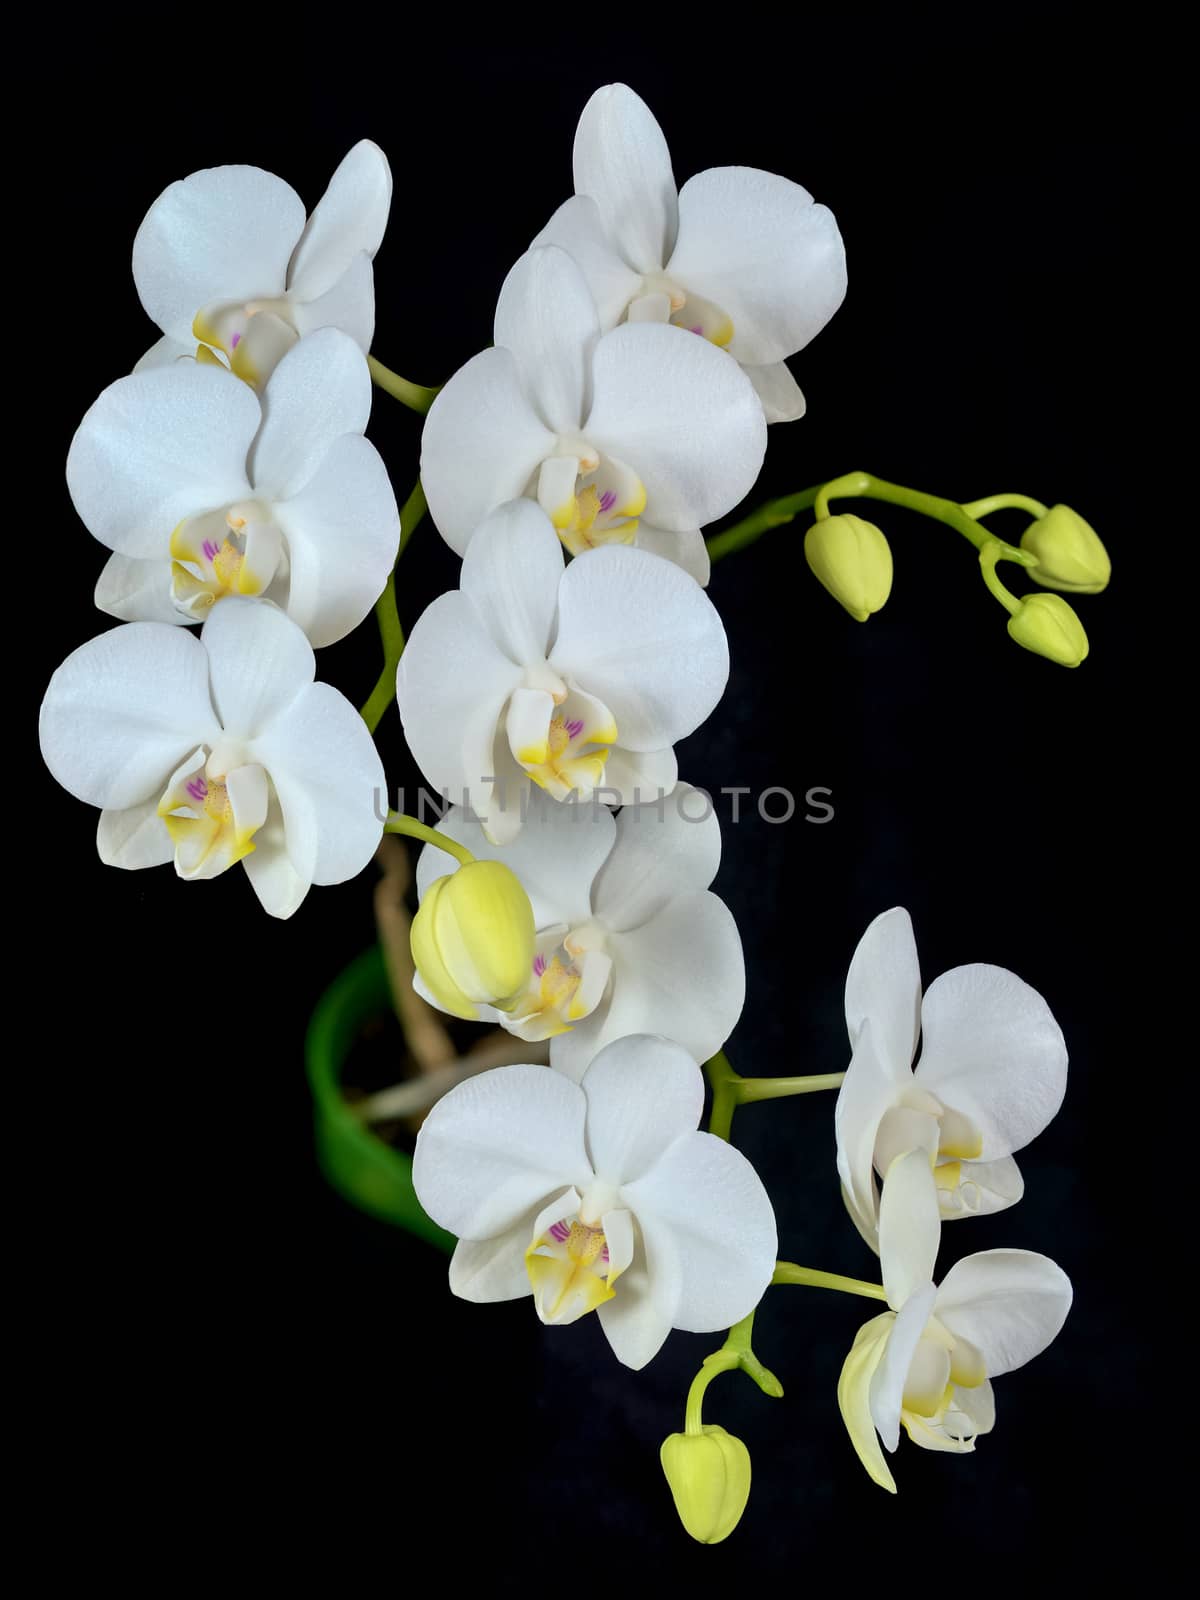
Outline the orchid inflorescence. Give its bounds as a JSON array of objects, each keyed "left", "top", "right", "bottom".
[{"left": 39, "top": 84, "right": 1098, "bottom": 1542}]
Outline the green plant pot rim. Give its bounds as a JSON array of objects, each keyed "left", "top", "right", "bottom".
[{"left": 305, "top": 943, "right": 454, "bottom": 1252}]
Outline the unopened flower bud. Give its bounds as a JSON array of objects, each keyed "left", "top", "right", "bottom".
[
  {"left": 411, "top": 861, "right": 535, "bottom": 1020},
  {"left": 804, "top": 514, "right": 893, "bottom": 621},
  {"left": 1007, "top": 591, "right": 1089, "bottom": 667},
  {"left": 660, "top": 1426, "right": 751, "bottom": 1544},
  {"left": 1020, "top": 504, "right": 1110, "bottom": 594}
]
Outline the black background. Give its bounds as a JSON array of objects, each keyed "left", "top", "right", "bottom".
[{"left": 22, "top": 9, "right": 1166, "bottom": 1585}]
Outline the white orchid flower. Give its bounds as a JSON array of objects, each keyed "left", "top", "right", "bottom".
[
  {"left": 397, "top": 499, "right": 728, "bottom": 844},
  {"left": 534, "top": 83, "right": 847, "bottom": 424},
  {"left": 39, "top": 600, "right": 384, "bottom": 919},
  {"left": 420, "top": 244, "right": 767, "bottom": 584},
  {"left": 835, "top": 908, "right": 1068, "bottom": 1245},
  {"left": 68, "top": 329, "right": 400, "bottom": 648},
  {"left": 415, "top": 784, "right": 744, "bottom": 1080},
  {"left": 132, "top": 140, "right": 392, "bottom": 384},
  {"left": 839, "top": 1148, "right": 1072, "bottom": 1491},
  {"left": 412, "top": 1034, "right": 777, "bottom": 1370}
]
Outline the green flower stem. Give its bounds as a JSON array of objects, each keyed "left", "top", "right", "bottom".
[
  {"left": 360, "top": 481, "right": 428, "bottom": 733},
  {"left": 704, "top": 1051, "right": 844, "bottom": 1141},
  {"left": 771, "top": 1262, "right": 887, "bottom": 1300},
  {"left": 706, "top": 472, "right": 1038, "bottom": 568},
  {"left": 740, "top": 1072, "right": 845, "bottom": 1102},
  {"left": 384, "top": 812, "right": 475, "bottom": 867},
  {"left": 683, "top": 1308, "right": 784, "bottom": 1435},
  {"left": 962, "top": 492, "right": 1049, "bottom": 521},
  {"left": 367, "top": 355, "right": 441, "bottom": 414},
  {"left": 979, "top": 539, "right": 1022, "bottom": 615},
  {"left": 706, "top": 486, "right": 821, "bottom": 564}
]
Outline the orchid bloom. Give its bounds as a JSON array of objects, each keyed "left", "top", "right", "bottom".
[
  {"left": 534, "top": 83, "right": 847, "bottom": 424},
  {"left": 835, "top": 909, "right": 1068, "bottom": 1244},
  {"left": 397, "top": 500, "right": 728, "bottom": 844},
  {"left": 838, "top": 1149, "right": 1072, "bottom": 1491},
  {"left": 68, "top": 330, "right": 400, "bottom": 647},
  {"left": 133, "top": 140, "right": 392, "bottom": 384},
  {"left": 39, "top": 601, "right": 384, "bottom": 919},
  {"left": 415, "top": 784, "right": 744, "bottom": 1080},
  {"left": 412, "top": 1035, "right": 778, "bottom": 1370},
  {"left": 420, "top": 245, "right": 767, "bottom": 584}
]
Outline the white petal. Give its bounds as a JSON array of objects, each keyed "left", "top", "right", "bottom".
[
  {"left": 249, "top": 328, "right": 372, "bottom": 500},
  {"left": 420, "top": 348, "right": 556, "bottom": 555},
  {"left": 940, "top": 1156, "right": 1025, "bottom": 1220},
  {"left": 459, "top": 500, "right": 564, "bottom": 668},
  {"left": 668, "top": 166, "right": 847, "bottom": 364},
  {"left": 199, "top": 598, "right": 314, "bottom": 737},
  {"left": 493, "top": 247, "right": 598, "bottom": 434},
  {"left": 621, "top": 1129, "right": 776, "bottom": 1332},
  {"left": 412, "top": 1064, "right": 590, "bottom": 1239},
  {"left": 743, "top": 361, "right": 807, "bottom": 423},
  {"left": 397, "top": 592, "right": 523, "bottom": 811},
  {"left": 934, "top": 1250, "right": 1072, "bottom": 1377},
  {"left": 596, "top": 1216, "right": 675, "bottom": 1370},
  {"left": 844, "top": 907, "right": 922, "bottom": 1068},
  {"left": 591, "top": 781, "right": 720, "bottom": 930},
  {"left": 250, "top": 682, "right": 384, "bottom": 885},
  {"left": 838, "top": 1313, "right": 897, "bottom": 1492},
  {"left": 635, "top": 522, "right": 711, "bottom": 585},
  {"left": 599, "top": 745, "right": 678, "bottom": 806},
  {"left": 585, "top": 322, "right": 766, "bottom": 532},
  {"left": 448, "top": 1219, "right": 536, "bottom": 1303},
  {"left": 67, "top": 364, "right": 259, "bottom": 560},
  {"left": 40, "top": 623, "right": 218, "bottom": 810},
  {"left": 290, "top": 250, "right": 375, "bottom": 350},
  {"left": 95, "top": 553, "right": 184, "bottom": 624},
  {"left": 551, "top": 545, "right": 728, "bottom": 751},
  {"left": 273, "top": 433, "right": 400, "bottom": 647},
  {"left": 133, "top": 335, "right": 196, "bottom": 373},
  {"left": 873, "top": 1105, "right": 940, "bottom": 1179},
  {"left": 96, "top": 801, "right": 174, "bottom": 869},
  {"left": 133, "top": 164, "right": 305, "bottom": 344},
  {"left": 916, "top": 964, "right": 1068, "bottom": 1158},
  {"left": 241, "top": 792, "right": 310, "bottom": 918},
  {"left": 879, "top": 1148, "right": 942, "bottom": 1312},
  {"left": 869, "top": 1282, "right": 937, "bottom": 1452},
  {"left": 574, "top": 893, "right": 743, "bottom": 1067},
  {"left": 835, "top": 1020, "right": 898, "bottom": 1249},
  {"left": 902, "top": 1337, "right": 953, "bottom": 1417},
  {"left": 532, "top": 194, "right": 643, "bottom": 329},
  {"left": 573, "top": 83, "right": 678, "bottom": 275},
  {"left": 287, "top": 140, "right": 392, "bottom": 301},
  {"left": 580, "top": 1035, "right": 704, "bottom": 1185}
]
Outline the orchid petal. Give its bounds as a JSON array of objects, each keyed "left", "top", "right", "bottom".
[
  {"left": 95, "top": 553, "right": 185, "bottom": 625},
  {"left": 743, "top": 361, "right": 807, "bottom": 423},
  {"left": 834, "top": 1020, "right": 898, "bottom": 1248},
  {"left": 634, "top": 522, "right": 711, "bottom": 585},
  {"left": 869, "top": 1282, "right": 937, "bottom": 1452},
  {"left": 591, "top": 782, "right": 720, "bottom": 930},
  {"left": 585, "top": 322, "right": 766, "bottom": 532},
  {"left": 67, "top": 364, "right": 259, "bottom": 560},
  {"left": 412, "top": 1064, "right": 590, "bottom": 1240},
  {"left": 249, "top": 328, "right": 371, "bottom": 500},
  {"left": 96, "top": 801, "right": 174, "bottom": 869},
  {"left": 459, "top": 500, "right": 564, "bottom": 667},
  {"left": 879, "top": 1148, "right": 942, "bottom": 1312},
  {"left": 915, "top": 964, "right": 1068, "bottom": 1159},
  {"left": 494, "top": 247, "right": 599, "bottom": 434},
  {"left": 133, "top": 164, "right": 305, "bottom": 343},
  {"left": 40, "top": 624, "right": 217, "bottom": 810},
  {"left": 599, "top": 745, "right": 679, "bottom": 806},
  {"left": 199, "top": 599, "right": 314, "bottom": 737},
  {"left": 420, "top": 348, "right": 556, "bottom": 555},
  {"left": 580, "top": 1035, "right": 704, "bottom": 1186},
  {"left": 273, "top": 433, "right": 400, "bottom": 647},
  {"left": 668, "top": 166, "right": 847, "bottom": 365},
  {"left": 844, "top": 907, "right": 921, "bottom": 1070},
  {"left": 934, "top": 1250, "right": 1072, "bottom": 1377},
  {"left": 532, "top": 194, "right": 643, "bottom": 329},
  {"left": 449, "top": 1219, "right": 538, "bottom": 1303},
  {"left": 838, "top": 1313, "right": 897, "bottom": 1492},
  {"left": 290, "top": 250, "right": 375, "bottom": 350},
  {"left": 287, "top": 140, "right": 392, "bottom": 302},
  {"left": 551, "top": 545, "right": 728, "bottom": 751},
  {"left": 573, "top": 83, "right": 678, "bottom": 275}
]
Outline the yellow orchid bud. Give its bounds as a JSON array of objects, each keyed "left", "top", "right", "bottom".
[
  {"left": 1007, "top": 591, "right": 1090, "bottom": 667},
  {"left": 1019, "top": 504, "right": 1110, "bottom": 594},
  {"left": 804, "top": 514, "right": 893, "bottom": 622},
  {"left": 411, "top": 861, "right": 536, "bottom": 1021},
  {"left": 660, "top": 1426, "right": 751, "bottom": 1545}
]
